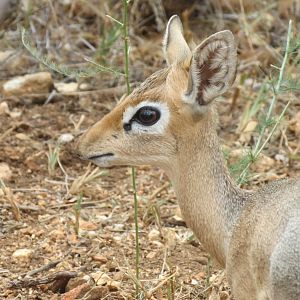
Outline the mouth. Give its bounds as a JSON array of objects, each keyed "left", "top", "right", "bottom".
[{"left": 88, "top": 153, "right": 114, "bottom": 161}]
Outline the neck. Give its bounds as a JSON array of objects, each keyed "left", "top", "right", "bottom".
[{"left": 168, "top": 112, "right": 247, "bottom": 266}]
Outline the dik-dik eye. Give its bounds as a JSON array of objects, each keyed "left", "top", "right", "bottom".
[{"left": 133, "top": 106, "right": 161, "bottom": 126}]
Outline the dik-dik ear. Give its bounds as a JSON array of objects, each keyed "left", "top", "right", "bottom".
[
  {"left": 163, "top": 15, "right": 192, "bottom": 66},
  {"left": 183, "top": 31, "right": 237, "bottom": 108}
]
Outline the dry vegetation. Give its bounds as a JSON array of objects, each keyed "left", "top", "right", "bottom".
[{"left": 0, "top": 0, "right": 300, "bottom": 299}]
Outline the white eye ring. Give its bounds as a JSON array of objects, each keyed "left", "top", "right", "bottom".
[{"left": 123, "top": 101, "right": 170, "bottom": 134}]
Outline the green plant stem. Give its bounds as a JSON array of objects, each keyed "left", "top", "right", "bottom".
[
  {"left": 123, "top": 0, "right": 131, "bottom": 95},
  {"left": 253, "top": 20, "right": 292, "bottom": 155},
  {"left": 122, "top": 0, "right": 140, "bottom": 298},
  {"left": 21, "top": 27, "right": 123, "bottom": 78},
  {"left": 237, "top": 20, "right": 292, "bottom": 185}
]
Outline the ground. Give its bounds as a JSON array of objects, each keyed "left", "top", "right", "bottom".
[{"left": 0, "top": 1, "right": 300, "bottom": 299}]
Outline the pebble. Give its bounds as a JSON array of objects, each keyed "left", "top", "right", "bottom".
[
  {"left": 148, "top": 228, "right": 160, "bottom": 241},
  {"left": 15, "top": 133, "right": 30, "bottom": 141},
  {"left": 0, "top": 162, "right": 12, "bottom": 181},
  {"left": 3, "top": 72, "right": 53, "bottom": 96},
  {"left": 12, "top": 248, "right": 33, "bottom": 260},
  {"left": 0, "top": 50, "right": 14, "bottom": 63},
  {"left": 92, "top": 255, "right": 108, "bottom": 264},
  {"left": 54, "top": 82, "right": 78, "bottom": 93},
  {"left": 0, "top": 102, "right": 9, "bottom": 115},
  {"left": 61, "top": 283, "right": 90, "bottom": 300},
  {"left": 146, "top": 251, "right": 157, "bottom": 259},
  {"left": 90, "top": 271, "right": 111, "bottom": 286},
  {"left": 58, "top": 133, "right": 74, "bottom": 144}
]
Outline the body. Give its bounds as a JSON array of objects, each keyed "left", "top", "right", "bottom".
[{"left": 75, "top": 15, "right": 300, "bottom": 299}]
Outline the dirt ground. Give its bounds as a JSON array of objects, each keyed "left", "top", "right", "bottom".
[{"left": 0, "top": 1, "right": 300, "bottom": 299}]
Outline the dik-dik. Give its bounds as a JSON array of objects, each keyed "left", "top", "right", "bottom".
[{"left": 76, "top": 16, "right": 300, "bottom": 300}]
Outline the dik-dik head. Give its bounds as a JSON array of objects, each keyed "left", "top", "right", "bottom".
[{"left": 76, "top": 15, "right": 237, "bottom": 170}]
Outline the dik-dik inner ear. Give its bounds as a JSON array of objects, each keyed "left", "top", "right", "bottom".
[
  {"left": 183, "top": 30, "right": 237, "bottom": 108},
  {"left": 163, "top": 15, "right": 192, "bottom": 66}
]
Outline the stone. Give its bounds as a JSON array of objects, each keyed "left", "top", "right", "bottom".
[
  {"left": 253, "top": 154, "right": 275, "bottom": 172},
  {"left": 82, "top": 286, "right": 109, "bottom": 299},
  {"left": 90, "top": 271, "right": 111, "bottom": 286},
  {"left": 92, "top": 255, "right": 108, "bottom": 264},
  {"left": 54, "top": 82, "right": 78, "bottom": 93},
  {"left": 0, "top": 163, "right": 12, "bottom": 181},
  {"left": 148, "top": 228, "right": 160, "bottom": 241},
  {"left": 3, "top": 72, "right": 53, "bottom": 96},
  {"left": 0, "top": 102, "right": 9, "bottom": 115},
  {"left": 0, "top": 50, "right": 14, "bottom": 63},
  {"left": 79, "top": 220, "right": 98, "bottom": 231},
  {"left": 12, "top": 248, "right": 33, "bottom": 260},
  {"left": 61, "top": 283, "right": 90, "bottom": 300},
  {"left": 58, "top": 133, "right": 74, "bottom": 144},
  {"left": 107, "top": 280, "right": 120, "bottom": 291},
  {"left": 15, "top": 133, "right": 30, "bottom": 141},
  {"left": 146, "top": 251, "right": 157, "bottom": 259}
]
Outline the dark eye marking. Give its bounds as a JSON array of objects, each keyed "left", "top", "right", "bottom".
[
  {"left": 123, "top": 123, "right": 132, "bottom": 131},
  {"left": 123, "top": 106, "right": 161, "bottom": 132},
  {"left": 133, "top": 106, "right": 161, "bottom": 126}
]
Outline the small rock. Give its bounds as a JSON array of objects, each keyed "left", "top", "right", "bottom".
[
  {"left": 151, "top": 240, "right": 164, "bottom": 248},
  {"left": 79, "top": 220, "right": 98, "bottom": 231},
  {"left": 0, "top": 163, "right": 12, "bottom": 181},
  {"left": 209, "top": 274, "right": 217, "bottom": 284},
  {"left": 66, "top": 277, "right": 89, "bottom": 292},
  {"left": 253, "top": 154, "right": 275, "bottom": 172},
  {"left": 54, "top": 82, "right": 78, "bottom": 93},
  {"left": 9, "top": 109, "right": 22, "bottom": 118},
  {"left": 90, "top": 271, "right": 111, "bottom": 286},
  {"left": 0, "top": 101, "right": 9, "bottom": 115},
  {"left": 275, "top": 153, "right": 289, "bottom": 165},
  {"left": 58, "top": 133, "right": 74, "bottom": 144},
  {"left": 92, "top": 255, "right": 108, "bottom": 264},
  {"left": 163, "top": 228, "right": 177, "bottom": 250},
  {"left": 107, "top": 280, "right": 120, "bottom": 291},
  {"left": 239, "top": 120, "right": 258, "bottom": 144},
  {"left": 195, "top": 257, "right": 208, "bottom": 265},
  {"left": 49, "top": 229, "right": 65, "bottom": 241},
  {"left": 3, "top": 72, "right": 53, "bottom": 96},
  {"left": 86, "top": 231, "right": 97, "bottom": 238},
  {"left": 15, "top": 133, "right": 30, "bottom": 141},
  {"left": 193, "top": 271, "right": 206, "bottom": 281},
  {"left": 0, "top": 50, "right": 14, "bottom": 63},
  {"left": 61, "top": 283, "right": 90, "bottom": 300},
  {"left": 148, "top": 228, "right": 160, "bottom": 241},
  {"left": 60, "top": 0, "right": 72, "bottom": 6},
  {"left": 83, "top": 286, "right": 109, "bottom": 299},
  {"left": 96, "top": 215, "right": 109, "bottom": 223},
  {"left": 191, "top": 278, "right": 199, "bottom": 285},
  {"left": 112, "top": 223, "right": 124, "bottom": 231},
  {"left": 12, "top": 248, "right": 33, "bottom": 260},
  {"left": 146, "top": 251, "right": 157, "bottom": 259},
  {"left": 169, "top": 206, "right": 186, "bottom": 226},
  {"left": 113, "top": 271, "right": 124, "bottom": 281}
]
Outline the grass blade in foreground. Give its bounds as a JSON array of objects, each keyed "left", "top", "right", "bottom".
[
  {"left": 122, "top": 0, "right": 141, "bottom": 298},
  {"left": 237, "top": 20, "right": 293, "bottom": 185}
]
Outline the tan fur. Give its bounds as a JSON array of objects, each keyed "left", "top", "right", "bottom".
[{"left": 75, "top": 16, "right": 300, "bottom": 300}]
